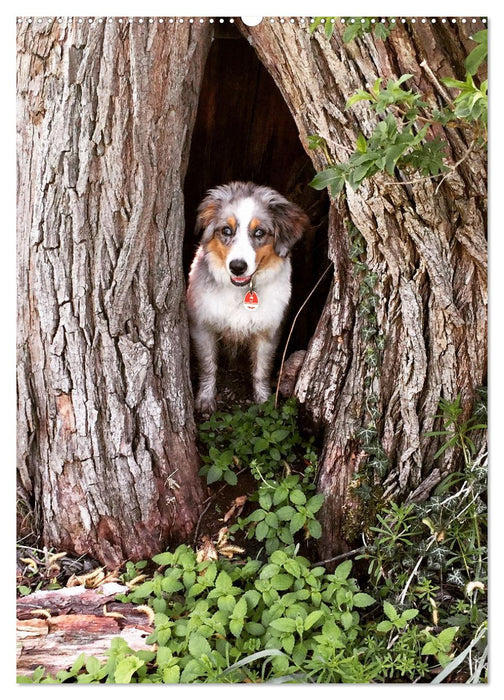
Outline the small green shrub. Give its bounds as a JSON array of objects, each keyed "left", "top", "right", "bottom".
[
  {"left": 198, "top": 397, "right": 322, "bottom": 554},
  {"left": 197, "top": 397, "right": 311, "bottom": 484},
  {"left": 357, "top": 393, "right": 487, "bottom": 681},
  {"left": 230, "top": 463, "right": 323, "bottom": 554}
]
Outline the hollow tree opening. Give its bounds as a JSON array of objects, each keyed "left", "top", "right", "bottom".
[{"left": 183, "top": 21, "right": 331, "bottom": 400}]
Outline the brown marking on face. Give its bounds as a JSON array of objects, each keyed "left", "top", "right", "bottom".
[
  {"left": 250, "top": 217, "right": 261, "bottom": 231},
  {"left": 226, "top": 215, "right": 237, "bottom": 229},
  {"left": 206, "top": 236, "right": 228, "bottom": 267},
  {"left": 255, "top": 243, "right": 283, "bottom": 271}
]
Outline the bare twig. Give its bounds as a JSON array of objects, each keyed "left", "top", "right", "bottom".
[
  {"left": 420, "top": 59, "right": 456, "bottom": 108},
  {"left": 311, "top": 546, "right": 365, "bottom": 568},
  {"left": 275, "top": 262, "right": 334, "bottom": 407},
  {"left": 433, "top": 139, "right": 477, "bottom": 193}
]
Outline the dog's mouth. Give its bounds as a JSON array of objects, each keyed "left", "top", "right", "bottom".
[{"left": 230, "top": 274, "right": 253, "bottom": 287}]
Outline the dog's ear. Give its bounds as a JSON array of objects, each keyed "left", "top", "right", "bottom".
[
  {"left": 195, "top": 197, "right": 218, "bottom": 242},
  {"left": 269, "top": 198, "right": 310, "bottom": 257}
]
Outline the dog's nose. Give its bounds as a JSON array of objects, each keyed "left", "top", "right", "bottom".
[{"left": 229, "top": 259, "right": 248, "bottom": 276}]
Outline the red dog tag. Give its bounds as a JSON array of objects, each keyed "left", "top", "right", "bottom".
[{"left": 243, "top": 290, "right": 259, "bottom": 310}]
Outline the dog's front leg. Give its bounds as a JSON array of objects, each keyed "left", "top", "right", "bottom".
[
  {"left": 251, "top": 332, "right": 278, "bottom": 404},
  {"left": 191, "top": 325, "right": 218, "bottom": 414}
]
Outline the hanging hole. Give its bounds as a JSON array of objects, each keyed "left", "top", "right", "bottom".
[{"left": 240, "top": 16, "right": 263, "bottom": 26}]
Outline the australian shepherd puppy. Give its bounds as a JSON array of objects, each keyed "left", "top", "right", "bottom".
[{"left": 187, "top": 181, "right": 309, "bottom": 414}]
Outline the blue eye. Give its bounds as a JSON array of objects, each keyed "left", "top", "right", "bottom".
[
  {"left": 222, "top": 226, "right": 233, "bottom": 236},
  {"left": 254, "top": 229, "right": 265, "bottom": 239}
]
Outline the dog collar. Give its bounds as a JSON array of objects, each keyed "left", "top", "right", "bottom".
[{"left": 243, "top": 278, "right": 259, "bottom": 310}]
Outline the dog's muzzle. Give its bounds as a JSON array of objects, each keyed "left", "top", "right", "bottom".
[{"left": 229, "top": 259, "right": 253, "bottom": 286}]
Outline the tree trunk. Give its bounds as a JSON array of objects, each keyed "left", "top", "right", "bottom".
[
  {"left": 237, "top": 18, "right": 487, "bottom": 557},
  {"left": 17, "top": 18, "right": 213, "bottom": 568}
]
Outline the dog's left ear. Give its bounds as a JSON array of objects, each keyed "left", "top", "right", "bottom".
[
  {"left": 195, "top": 197, "right": 218, "bottom": 242},
  {"left": 270, "top": 199, "right": 310, "bottom": 257}
]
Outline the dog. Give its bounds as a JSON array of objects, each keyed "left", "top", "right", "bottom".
[{"left": 186, "top": 181, "right": 309, "bottom": 414}]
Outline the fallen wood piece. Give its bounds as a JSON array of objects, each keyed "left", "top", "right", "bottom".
[
  {"left": 17, "top": 614, "right": 155, "bottom": 678},
  {"left": 17, "top": 582, "right": 127, "bottom": 616},
  {"left": 16, "top": 584, "right": 154, "bottom": 678},
  {"left": 17, "top": 582, "right": 150, "bottom": 625},
  {"left": 277, "top": 350, "right": 306, "bottom": 398}
]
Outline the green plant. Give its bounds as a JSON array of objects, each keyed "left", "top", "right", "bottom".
[
  {"left": 423, "top": 392, "right": 487, "bottom": 591},
  {"left": 361, "top": 624, "right": 429, "bottom": 680},
  {"left": 197, "top": 397, "right": 310, "bottom": 485},
  {"left": 120, "top": 559, "right": 149, "bottom": 584},
  {"left": 422, "top": 626, "right": 460, "bottom": 668},
  {"left": 198, "top": 397, "right": 322, "bottom": 554},
  {"left": 309, "top": 28, "right": 487, "bottom": 196},
  {"left": 342, "top": 222, "right": 389, "bottom": 512},
  {"left": 362, "top": 502, "right": 421, "bottom": 585},
  {"left": 431, "top": 622, "right": 487, "bottom": 684},
  {"left": 376, "top": 601, "right": 419, "bottom": 633},
  {"left": 354, "top": 392, "right": 487, "bottom": 681},
  {"left": 18, "top": 549, "right": 381, "bottom": 684},
  {"left": 310, "top": 17, "right": 395, "bottom": 42},
  {"left": 230, "top": 463, "right": 323, "bottom": 554},
  {"left": 17, "top": 392, "right": 487, "bottom": 684},
  {"left": 425, "top": 394, "right": 487, "bottom": 463}
]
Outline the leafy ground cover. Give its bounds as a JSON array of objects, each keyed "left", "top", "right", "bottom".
[{"left": 18, "top": 394, "right": 487, "bottom": 684}]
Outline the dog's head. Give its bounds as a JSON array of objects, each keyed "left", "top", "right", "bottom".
[{"left": 195, "top": 182, "right": 309, "bottom": 287}]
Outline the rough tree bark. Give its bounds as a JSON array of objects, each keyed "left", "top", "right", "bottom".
[
  {"left": 237, "top": 18, "right": 487, "bottom": 557},
  {"left": 17, "top": 18, "right": 213, "bottom": 567}
]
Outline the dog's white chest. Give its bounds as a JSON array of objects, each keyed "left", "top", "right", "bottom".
[
  {"left": 188, "top": 255, "right": 292, "bottom": 339},
  {"left": 203, "top": 281, "right": 288, "bottom": 334}
]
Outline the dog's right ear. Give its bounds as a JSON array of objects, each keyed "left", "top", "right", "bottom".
[{"left": 195, "top": 197, "right": 217, "bottom": 243}]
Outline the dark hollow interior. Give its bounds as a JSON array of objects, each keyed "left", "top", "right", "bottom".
[{"left": 183, "top": 23, "right": 330, "bottom": 395}]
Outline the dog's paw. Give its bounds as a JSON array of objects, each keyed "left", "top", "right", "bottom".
[
  {"left": 253, "top": 385, "right": 272, "bottom": 405},
  {"left": 194, "top": 393, "right": 217, "bottom": 416}
]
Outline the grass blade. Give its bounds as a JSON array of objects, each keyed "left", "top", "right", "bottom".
[{"left": 221, "top": 649, "right": 286, "bottom": 676}]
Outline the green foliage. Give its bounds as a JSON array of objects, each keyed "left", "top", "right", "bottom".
[
  {"left": 442, "top": 74, "right": 487, "bottom": 124},
  {"left": 309, "top": 17, "right": 337, "bottom": 39},
  {"left": 231, "top": 472, "right": 323, "bottom": 554},
  {"left": 23, "top": 526, "right": 486, "bottom": 683},
  {"left": 18, "top": 393, "right": 487, "bottom": 684},
  {"left": 120, "top": 559, "right": 148, "bottom": 584},
  {"left": 357, "top": 393, "right": 487, "bottom": 681},
  {"left": 309, "top": 17, "right": 395, "bottom": 42},
  {"left": 20, "top": 550, "right": 380, "bottom": 684},
  {"left": 309, "top": 28, "right": 487, "bottom": 195},
  {"left": 198, "top": 397, "right": 307, "bottom": 485},
  {"left": 376, "top": 601, "right": 419, "bottom": 632},
  {"left": 425, "top": 393, "right": 487, "bottom": 462},
  {"left": 431, "top": 622, "right": 487, "bottom": 684},
  {"left": 198, "top": 397, "right": 322, "bottom": 554},
  {"left": 464, "top": 29, "right": 488, "bottom": 76},
  {"left": 364, "top": 503, "right": 421, "bottom": 583},
  {"left": 346, "top": 223, "right": 389, "bottom": 503},
  {"left": 422, "top": 627, "right": 460, "bottom": 668},
  {"left": 342, "top": 18, "right": 393, "bottom": 43}
]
